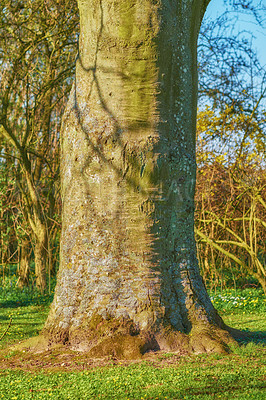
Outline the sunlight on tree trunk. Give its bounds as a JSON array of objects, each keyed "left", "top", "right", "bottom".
[
  {"left": 34, "top": 227, "right": 48, "bottom": 293},
  {"left": 40, "top": 0, "right": 240, "bottom": 357}
]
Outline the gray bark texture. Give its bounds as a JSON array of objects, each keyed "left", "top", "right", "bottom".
[{"left": 41, "top": 0, "right": 238, "bottom": 357}]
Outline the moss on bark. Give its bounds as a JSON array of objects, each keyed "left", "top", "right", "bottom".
[{"left": 12, "top": 316, "right": 242, "bottom": 360}]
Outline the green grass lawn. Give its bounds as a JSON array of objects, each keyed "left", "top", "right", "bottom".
[
  {"left": 0, "top": 352, "right": 265, "bottom": 400},
  {"left": 0, "top": 276, "right": 265, "bottom": 399}
]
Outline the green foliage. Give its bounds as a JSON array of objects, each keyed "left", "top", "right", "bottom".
[
  {"left": 0, "top": 275, "right": 55, "bottom": 308},
  {"left": 210, "top": 288, "right": 266, "bottom": 314}
]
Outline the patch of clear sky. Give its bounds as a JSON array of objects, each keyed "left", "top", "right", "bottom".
[{"left": 205, "top": 0, "right": 266, "bottom": 67}]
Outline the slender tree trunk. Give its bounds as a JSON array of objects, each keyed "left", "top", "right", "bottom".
[
  {"left": 41, "top": 0, "right": 239, "bottom": 357},
  {"left": 17, "top": 237, "right": 31, "bottom": 288},
  {"left": 22, "top": 169, "right": 48, "bottom": 292},
  {"left": 255, "top": 272, "right": 266, "bottom": 296},
  {"left": 34, "top": 226, "right": 48, "bottom": 292}
]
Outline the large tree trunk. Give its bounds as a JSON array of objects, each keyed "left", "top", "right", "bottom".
[{"left": 42, "top": 0, "right": 237, "bottom": 357}]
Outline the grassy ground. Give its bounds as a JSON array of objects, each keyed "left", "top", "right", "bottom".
[{"left": 0, "top": 273, "right": 265, "bottom": 399}]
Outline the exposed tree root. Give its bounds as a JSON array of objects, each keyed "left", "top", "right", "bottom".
[
  {"left": 188, "top": 325, "right": 237, "bottom": 354},
  {"left": 8, "top": 319, "right": 246, "bottom": 360}
]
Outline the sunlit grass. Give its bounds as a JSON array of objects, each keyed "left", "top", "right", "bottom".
[
  {"left": 0, "top": 304, "right": 50, "bottom": 349},
  {"left": 209, "top": 288, "right": 265, "bottom": 314},
  {"left": 0, "top": 351, "right": 265, "bottom": 399},
  {"left": 0, "top": 272, "right": 265, "bottom": 399}
]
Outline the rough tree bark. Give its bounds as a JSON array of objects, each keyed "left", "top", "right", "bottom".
[{"left": 40, "top": 0, "right": 239, "bottom": 357}]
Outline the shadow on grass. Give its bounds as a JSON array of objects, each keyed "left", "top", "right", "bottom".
[
  {"left": 236, "top": 330, "right": 266, "bottom": 345},
  {"left": 164, "top": 382, "right": 265, "bottom": 398},
  {"left": 0, "top": 293, "right": 54, "bottom": 309}
]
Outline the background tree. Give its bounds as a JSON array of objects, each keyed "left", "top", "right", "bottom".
[
  {"left": 0, "top": 0, "right": 79, "bottom": 290},
  {"left": 195, "top": 5, "right": 266, "bottom": 293}
]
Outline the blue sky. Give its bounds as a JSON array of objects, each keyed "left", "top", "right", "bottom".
[{"left": 205, "top": 0, "right": 266, "bottom": 67}]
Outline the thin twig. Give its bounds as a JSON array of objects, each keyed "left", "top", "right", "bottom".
[{"left": 0, "top": 317, "right": 12, "bottom": 342}]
